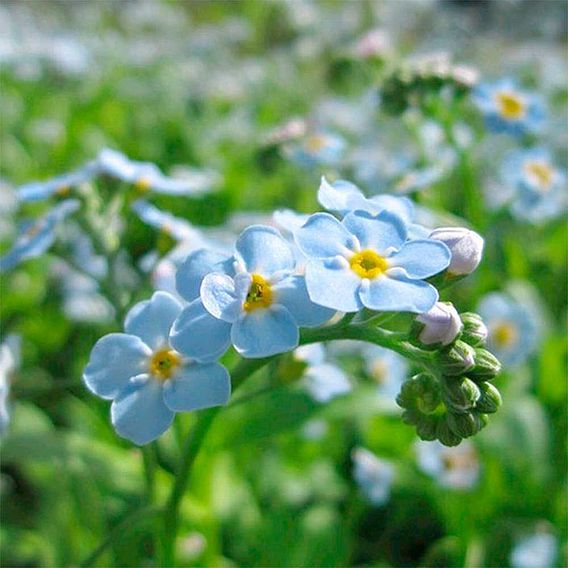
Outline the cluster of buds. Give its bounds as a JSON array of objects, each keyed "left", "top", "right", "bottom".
[
  {"left": 398, "top": 305, "right": 502, "bottom": 446},
  {"left": 380, "top": 54, "right": 479, "bottom": 116}
]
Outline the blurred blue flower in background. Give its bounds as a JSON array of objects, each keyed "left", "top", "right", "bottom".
[
  {"left": 352, "top": 447, "right": 395, "bottom": 506},
  {"left": 0, "top": 199, "right": 79, "bottom": 272},
  {"left": 0, "top": 335, "right": 20, "bottom": 436},
  {"left": 501, "top": 148, "right": 567, "bottom": 224},
  {"left": 296, "top": 208, "right": 450, "bottom": 313},
  {"left": 283, "top": 129, "right": 346, "bottom": 169},
  {"left": 472, "top": 78, "right": 546, "bottom": 137},
  {"left": 361, "top": 345, "right": 408, "bottom": 405},
  {"left": 510, "top": 530, "right": 558, "bottom": 568},
  {"left": 415, "top": 440, "right": 480, "bottom": 490},
  {"left": 83, "top": 291, "right": 230, "bottom": 445},
  {"left": 478, "top": 292, "right": 540, "bottom": 367}
]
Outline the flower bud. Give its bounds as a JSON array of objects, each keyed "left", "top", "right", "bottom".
[
  {"left": 415, "top": 414, "right": 439, "bottom": 441},
  {"left": 436, "top": 419, "right": 462, "bottom": 447},
  {"left": 460, "top": 312, "right": 488, "bottom": 347},
  {"left": 396, "top": 373, "right": 441, "bottom": 413},
  {"left": 469, "top": 348, "right": 501, "bottom": 381},
  {"left": 475, "top": 382, "right": 502, "bottom": 414},
  {"left": 442, "top": 377, "right": 481, "bottom": 413},
  {"left": 446, "top": 411, "right": 486, "bottom": 439},
  {"left": 415, "top": 302, "right": 462, "bottom": 346},
  {"left": 440, "top": 340, "right": 476, "bottom": 376},
  {"left": 429, "top": 227, "right": 484, "bottom": 275}
]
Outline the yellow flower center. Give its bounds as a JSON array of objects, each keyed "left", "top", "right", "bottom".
[
  {"left": 370, "top": 360, "right": 387, "bottom": 384},
  {"left": 524, "top": 161, "right": 553, "bottom": 191},
  {"left": 305, "top": 135, "right": 326, "bottom": 153},
  {"left": 149, "top": 348, "right": 181, "bottom": 380},
  {"left": 492, "top": 322, "right": 517, "bottom": 348},
  {"left": 243, "top": 274, "right": 273, "bottom": 312},
  {"left": 55, "top": 184, "right": 71, "bottom": 197},
  {"left": 496, "top": 91, "right": 525, "bottom": 120},
  {"left": 134, "top": 176, "right": 152, "bottom": 193},
  {"left": 350, "top": 250, "right": 388, "bottom": 279}
]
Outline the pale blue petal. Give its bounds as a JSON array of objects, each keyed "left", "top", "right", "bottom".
[
  {"left": 163, "top": 363, "right": 230, "bottom": 412},
  {"left": 83, "top": 333, "right": 151, "bottom": 399},
  {"left": 359, "top": 274, "right": 438, "bottom": 313},
  {"left": 169, "top": 299, "right": 231, "bottom": 362},
  {"left": 111, "top": 377, "right": 174, "bottom": 445},
  {"left": 389, "top": 240, "right": 451, "bottom": 279},
  {"left": 124, "top": 291, "right": 182, "bottom": 350},
  {"left": 305, "top": 258, "right": 362, "bottom": 312},
  {"left": 317, "top": 176, "right": 365, "bottom": 214},
  {"left": 343, "top": 210, "right": 406, "bottom": 254},
  {"left": 235, "top": 225, "right": 295, "bottom": 276},
  {"left": 295, "top": 213, "right": 356, "bottom": 258},
  {"left": 200, "top": 273, "right": 242, "bottom": 323},
  {"left": 366, "top": 194, "right": 415, "bottom": 224},
  {"left": 231, "top": 306, "right": 299, "bottom": 358},
  {"left": 175, "top": 249, "right": 235, "bottom": 303},
  {"left": 273, "top": 275, "right": 335, "bottom": 327}
]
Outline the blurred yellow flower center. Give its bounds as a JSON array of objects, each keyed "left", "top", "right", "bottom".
[
  {"left": 350, "top": 250, "right": 388, "bottom": 279},
  {"left": 150, "top": 348, "right": 181, "bottom": 380},
  {"left": 496, "top": 91, "right": 525, "bottom": 120},
  {"left": 305, "top": 135, "right": 326, "bottom": 152},
  {"left": 244, "top": 274, "right": 273, "bottom": 312},
  {"left": 525, "top": 161, "right": 553, "bottom": 190},
  {"left": 442, "top": 447, "right": 478, "bottom": 472},
  {"left": 55, "top": 184, "right": 71, "bottom": 197},
  {"left": 492, "top": 322, "right": 517, "bottom": 348},
  {"left": 134, "top": 176, "right": 152, "bottom": 193},
  {"left": 370, "top": 360, "right": 387, "bottom": 383}
]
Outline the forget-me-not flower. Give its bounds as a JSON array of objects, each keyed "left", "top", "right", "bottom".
[
  {"left": 83, "top": 291, "right": 230, "bottom": 445},
  {"left": 0, "top": 199, "right": 79, "bottom": 272},
  {"left": 171, "top": 226, "right": 334, "bottom": 359},
  {"left": 283, "top": 130, "right": 346, "bottom": 169},
  {"left": 96, "top": 148, "right": 219, "bottom": 196},
  {"left": 361, "top": 345, "right": 408, "bottom": 405},
  {"left": 501, "top": 148, "right": 567, "bottom": 224},
  {"left": 477, "top": 292, "right": 540, "bottom": 367},
  {"left": 352, "top": 447, "right": 395, "bottom": 506},
  {"left": 510, "top": 530, "right": 558, "bottom": 568},
  {"left": 472, "top": 79, "right": 546, "bottom": 137},
  {"left": 295, "top": 209, "right": 450, "bottom": 313}
]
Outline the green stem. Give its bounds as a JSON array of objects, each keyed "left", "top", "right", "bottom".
[
  {"left": 79, "top": 506, "right": 161, "bottom": 567},
  {"left": 159, "top": 323, "right": 433, "bottom": 565}
]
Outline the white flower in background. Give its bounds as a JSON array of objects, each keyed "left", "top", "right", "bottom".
[{"left": 0, "top": 334, "right": 20, "bottom": 436}]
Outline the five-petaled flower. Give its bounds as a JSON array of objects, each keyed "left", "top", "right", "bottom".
[
  {"left": 83, "top": 291, "right": 230, "bottom": 445},
  {"left": 295, "top": 209, "right": 450, "bottom": 313}
]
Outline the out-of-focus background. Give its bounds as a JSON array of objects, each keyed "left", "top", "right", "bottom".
[{"left": 1, "top": 1, "right": 566, "bottom": 567}]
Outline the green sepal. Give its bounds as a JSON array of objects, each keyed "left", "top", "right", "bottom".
[
  {"left": 446, "top": 411, "right": 485, "bottom": 439},
  {"left": 475, "top": 382, "right": 502, "bottom": 414},
  {"left": 469, "top": 348, "right": 502, "bottom": 381},
  {"left": 460, "top": 312, "right": 488, "bottom": 347},
  {"left": 436, "top": 419, "right": 462, "bottom": 447},
  {"left": 440, "top": 340, "right": 476, "bottom": 376},
  {"left": 415, "top": 414, "right": 439, "bottom": 441}
]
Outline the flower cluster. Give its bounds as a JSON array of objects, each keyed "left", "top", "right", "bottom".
[{"left": 82, "top": 176, "right": 501, "bottom": 446}]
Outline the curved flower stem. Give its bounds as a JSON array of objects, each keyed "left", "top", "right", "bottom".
[{"left": 160, "top": 324, "right": 434, "bottom": 565}]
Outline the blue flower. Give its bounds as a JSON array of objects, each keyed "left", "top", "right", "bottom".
[
  {"left": 96, "top": 148, "right": 219, "bottom": 196},
  {"left": 352, "top": 447, "right": 395, "bottom": 506},
  {"left": 17, "top": 164, "right": 97, "bottom": 202},
  {"left": 361, "top": 345, "right": 408, "bottom": 405},
  {"left": 501, "top": 148, "right": 567, "bottom": 224},
  {"left": 171, "top": 226, "right": 334, "bottom": 359},
  {"left": 283, "top": 130, "right": 346, "bottom": 168},
  {"left": 477, "top": 292, "right": 540, "bottom": 367},
  {"left": 317, "top": 176, "right": 431, "bottom": 239},
  {"left": 511, "top": 531, "right": 558, "bottom": 568},
  {"left": 295, "top": 209, "right": 450, "bottom": 313},
  {"left": 0, "top": 199, "right": 79, "bottom": 272},
  {"left": 472, "top": 79, "right": 546, "bottom": 137},
  {"left": 415, "top": 440, "right": 480, "bottom": 490},
  {"left": 294, "top": 345, "right": 351, "bottom": 403},
  {"left": 0, "top": 334, "right": 20, "bottom": 437},
  {"left": 83, "top": 291, "right": 230, "bottom": 445}
]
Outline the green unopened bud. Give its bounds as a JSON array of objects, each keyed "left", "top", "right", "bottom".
[
  {"left": 440, "top": 340, "right": 476, "bottom": 376},
  {"left": 415, "top": 414, "right": 439, "bottom": 441},
  {"left": 396, "top": 373, "right": 441, "bottom": 413},
  {"left": 436, "top": 419, "right": 462, "bottom": 447},
  {"left": 469, "top": 348, "right": 501, "bottom": 381},
  {"left": 475, "top": 382, "right": 502, "bottom": 414},
  {"left": 442, "top": 377, "right": 481, "bottom": 413},
  {"left": 460, "top": 312, "right": 488, "bottom": 347},
  {"left": 446, "top": 411, "right": 486, "bottom": 439}
]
